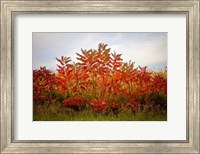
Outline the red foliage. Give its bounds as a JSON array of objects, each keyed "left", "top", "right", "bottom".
[
  {"left": 90, "top": 97, "right": 108, "bottom": 112},
  {"left": 127, "top": 97, "right": 141, "bottom": 111},
  {"left": 151, "top": 74, "right": 167, "bottom": 95},
  {"left": 55, "top": 56, "right": 74, "bottom": 94},
  {"left": 33, "top": 43, "right": 167, "bottom": 114},
  {"left": 33, "top": 67, "right": 58, "bottom": 103},
  {"left": 62, "top": 96, "right": 86, "bottom": 111}
]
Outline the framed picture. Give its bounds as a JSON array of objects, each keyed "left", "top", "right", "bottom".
[{"left": 1, "top": 0, "right": 199, "bottom": 153}]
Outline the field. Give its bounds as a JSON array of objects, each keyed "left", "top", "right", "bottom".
[{"left": 33, "top": 43, "right": 167, "bottom": 121}]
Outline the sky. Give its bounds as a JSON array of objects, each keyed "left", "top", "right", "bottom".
[{"left": 32, "top": 32, "right": 167, "bottom": 71}]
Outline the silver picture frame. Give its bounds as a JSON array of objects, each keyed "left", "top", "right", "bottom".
[{"left": 1, "top": 0, "right": 199, "bottom": 153}]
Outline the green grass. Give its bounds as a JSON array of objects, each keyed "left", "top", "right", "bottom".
[{"left": 33, "top": 102, "right": 167, "bottom": 121}]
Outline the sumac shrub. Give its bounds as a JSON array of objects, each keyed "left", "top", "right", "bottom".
[
  {"left": 33, "top": 43, "right": 167, "bottom": 116},
  {"left": 33, "top": 67, "right": 59, "bottom": 104},
  {"left": 62, "top": 96, "right": 86, "bottom": 111}
]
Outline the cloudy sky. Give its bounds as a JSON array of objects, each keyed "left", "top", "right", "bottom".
[{"left": 32, "top": 32, "right": 167, "bottom": 71}]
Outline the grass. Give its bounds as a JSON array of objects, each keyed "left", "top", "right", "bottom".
[{"left": 33, "top": 102, "right": 167, "bottom": 121}]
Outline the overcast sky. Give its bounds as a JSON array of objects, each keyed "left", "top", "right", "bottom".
[{"left": 32, "top": 32, "right": 167, "bottom": 71}]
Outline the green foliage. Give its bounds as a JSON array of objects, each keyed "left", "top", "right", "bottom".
[{"left": 33, "top": 102, "right": 167, "bottom": 121}]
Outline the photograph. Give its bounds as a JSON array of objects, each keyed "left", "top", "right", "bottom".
[{"left": 33, "top": 32, "right": 167, "bottom": 121}]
